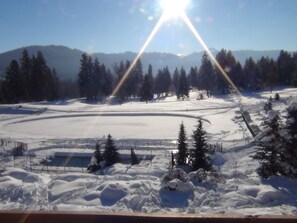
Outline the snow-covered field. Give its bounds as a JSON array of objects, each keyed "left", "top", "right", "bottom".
[{"left": 0, "top": 88, "right": 297, "bottom": 215}]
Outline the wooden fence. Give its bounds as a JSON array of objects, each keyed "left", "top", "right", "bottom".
[{"left": 0, "top": 212, "right": 296, "bottom": 223}]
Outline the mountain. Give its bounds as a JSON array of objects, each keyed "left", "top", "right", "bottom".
[{"left": 0, "top": 45, "right": 282, "bottom": 80}]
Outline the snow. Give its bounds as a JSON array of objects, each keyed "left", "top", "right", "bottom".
[
  {"left": 288, "top": 102, "right": 297, "bottom": 111},
  {"left": 267, "top": 110, "right": 278, "bottom": 121},
  {"left": 1, "top": 89, "right": 297, "bottom": 215}
]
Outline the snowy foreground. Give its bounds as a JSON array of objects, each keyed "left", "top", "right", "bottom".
[{"left": 0, "top": 88, "right": 297, "bottom": 215}]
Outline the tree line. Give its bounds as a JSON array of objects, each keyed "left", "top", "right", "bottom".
[
  {"left": 1, "top": 49, "right": 297, "bottom": 104},
  {"left": 0, "top": 49, "right": 79, "bottom": 103}
]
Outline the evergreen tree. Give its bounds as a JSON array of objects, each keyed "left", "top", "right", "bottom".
[
  {"left": 154, "top": 66, "right": 172, "bottom": 97},
  {"left": 114, "top": 60, "right": 129, "bottom": 102},
  {"left": 2, "top": 60, "right": 22, "bottom": 103},
  {"left": 103, "top": 134, "right": 121, "bottom": 167},
  {"left": 243, "top": 57, "right": 262, "bottom": 90},
  {"left": 140, "top": 74, "right": 154, "bottom": 102},
  {"left": 140, "top": 64, "right": 154, "bottom": 102},
  {"left": 92, "top": 57, "right": 101, "bottom": 99},
  {"left": 282, "top": 103, "right": 297, "bottom": 177},
  {"left": 20, "top": 49, "right": 32, "bottom": 101},
  {"left": 276, "top": 50, "right": 294, "bottom": 85},
  {"left": 78, "top": 53, "right": 91, "bottom": 99},
  {"left": 252, "top": 111, "right": 282, "bottom": 178},
  {"left": 233, "top": 62, "right": 244, "bottom": 90},
  {"left": 188, "top": 66, "right": 198, "bottom": 89},
  {"left": 30, "top": 51, "right": 53, "bottom": 101},
  {"left": 191, "top": 119, "right": 211, "bottom": 171},
  {"left": 131, "top": 59, "right": 143, "bottom": 97},
  {"left": 214, "top": 49, "right": 236, "bottom": 94},
  {"left": 176, "top": 122, "right": 188, "bottom": 165},
  {"left": 198, "top": 52, "right": 214, "bottom": 97},
  {"left": 94, "top": 143, "right": 102, "bottom": 165},
  {"left": 172, "top": 67, "right": 180, "bottom": 93},
  {"left": 176, "top": 67, "right": 189, "bottom": 100},
  {"left": 131, "top": 148, "right": 140, "bottom": 165},
  {"left": 101, "top": 67, "right": 113, "bottom": 97}
]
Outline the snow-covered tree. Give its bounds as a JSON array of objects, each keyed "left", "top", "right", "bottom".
[
  {"left": 176, "top": 122, "right": 188, "bottom": 165},
  {"left": 253, "top": 110, "right": 283, "bottom": 178},
  {"left": 94, "top": 143, "right": 102, "bottom": 165},
  {"left": 191, "top": 119, "right": 212, "bottom": 171},
  {"left": 130, "top": 148, "right": 139, "bottom": 165},
  {"left": 103, "top": 134, "right": 121, "bottom": 167},
  {"left": 264, "top": 100, "right": 272, "bottom": 113},
  {"left": 87, "top": 143, "right": 102, "bottom": 173},
  {"left": 281, "top": 102, "right": 297, "bottom": 177}
]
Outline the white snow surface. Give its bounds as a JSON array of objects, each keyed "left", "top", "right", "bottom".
[{"left": 1, "top": 88, "right": 297, "bottom": 215}]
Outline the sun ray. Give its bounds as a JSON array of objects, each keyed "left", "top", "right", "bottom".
[
  {"left": 109, "top": 13, "right": 167, "bottom": 100},
  {"left": 62, "top": 1, "right": 242, "bottom": 171},
  {"left": 180, "top": 11, "right": 241, "bottom": 97}
]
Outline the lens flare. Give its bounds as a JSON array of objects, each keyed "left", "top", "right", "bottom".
[
  {"left": 180, "top": 11, "right": 241, "bottom": 96},
  {"left": 160, "top": 0, "right": 190, "bottom": 20},
  {"left": 110, "top": 13, "right": 167, "bottom": 99}
]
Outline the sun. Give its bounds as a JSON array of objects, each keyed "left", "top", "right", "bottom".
[{"left": 160, "top": 0, "right": 190, "bottom": 20}]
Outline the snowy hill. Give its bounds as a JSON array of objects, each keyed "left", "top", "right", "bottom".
[{"left": 0, "top": 88, "right": 297, "bottom": 215}]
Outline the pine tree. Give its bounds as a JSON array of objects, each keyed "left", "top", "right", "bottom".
[
  {"left": 188, "top": 66, "right": 198, "bottom": 89},
  {"left": 243, "top": 57, "right": 261, "bottom": 90},
  {"left": 176, "top": 122, "right": 188, "bottom": 165},
  {"left": 78, "top": 53, "right": 91, "bottom": 99},
  {"left": 114, "top": 60, "right": 129, "bottom": 102},
  {"left": 176, "top": 67, "right": 189, "bottom": 100},
  {"left": 214, "top": 49, "right": 236, "bottom": 94},
  {"left": 30, "top": 51, "right": 52, "bottom": 101},
  {"left": 154, "top": 66, "right": 172, "bottom": 98},
  {"left": 277, "top": 50, "right": 294, "bottom": 85},
  {"left": 131, "top": 148, "right": 139, "bottom": 165},
  {"left": 101, "top": 66, "right": 113, "bottom": 97},
  {"left": 198, "top": 52, "right": 214, "bottom": 97},
  {"left": 92, "top": 57, "right": 101, "bottom": 99},
  {"left": 172, "top": 67, "right": 180, "bottom": 93},
  {"left": 94, "top": 143, "right": 102, "bottom": 166},
  {"left": 131, "top": 59, "right": 143, "bottom": 97},
  {"left": 2, "top": 60, "right": 22, "bottom": 103},
  {"left": 252, "top": 110, "right": 282, "bottom": 178},
  {"left": 20, "top": 49, "right": 32, "bottom": 101},
  {"left": 103, "top": 134, "right": 121, "bottom": 167},
  {"left": 140, "top": 74, "right": 154, "bottom": 103},
  {"left": 191, "top": 119, "right": 211, "bottom": 171},
  {"left": 282, "top": 103, "right": 297, "bottom": 177}
]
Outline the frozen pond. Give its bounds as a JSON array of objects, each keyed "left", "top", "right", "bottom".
[{"left": 4, "top": 115, "right": 198, "bottom": 139}]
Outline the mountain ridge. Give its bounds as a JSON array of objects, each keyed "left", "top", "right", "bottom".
[{"left": 0, "top": 45, "right": 282, "bottom": 80}]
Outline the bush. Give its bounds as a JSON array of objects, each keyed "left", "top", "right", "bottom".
[{"left": 161, "top": 168, "right": 193, "bottom": 192}]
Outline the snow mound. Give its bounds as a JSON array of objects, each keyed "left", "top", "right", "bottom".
[
  {"left": 188, "top": 169, "right": 225, "bottom": 185},
  {"left": 288, "top": 102, "right": 297, "bottom": 111},
  {"left": 161, "top": 169, "right": 193, "bottom": 192},
  {"left": 100, "top": 183, "right": 128, "bottom": 206},
  {"left": 4, "top": 168, "right": 43, "bottom": 183},
  {"left": 267, "top": 110, "right": 278, "bottom": 121},
  {"left": 256, "top": 189, "right": 288, "bottom": 205},
  {"left": 213, "top": 152, "right": 227, "bottom": 166}
]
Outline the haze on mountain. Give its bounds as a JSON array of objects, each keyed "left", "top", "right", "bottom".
[{"left": 0, "top": 45, "right": 281, "bottom": 80}]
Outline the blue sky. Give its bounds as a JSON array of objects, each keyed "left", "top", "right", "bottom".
[{"left": 0, "top": 0, "right": 296, "bottom": 54}]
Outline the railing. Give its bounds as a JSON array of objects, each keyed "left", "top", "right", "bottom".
[{"left": 0, "top": 212, "right": 296, "bottom": 223}]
